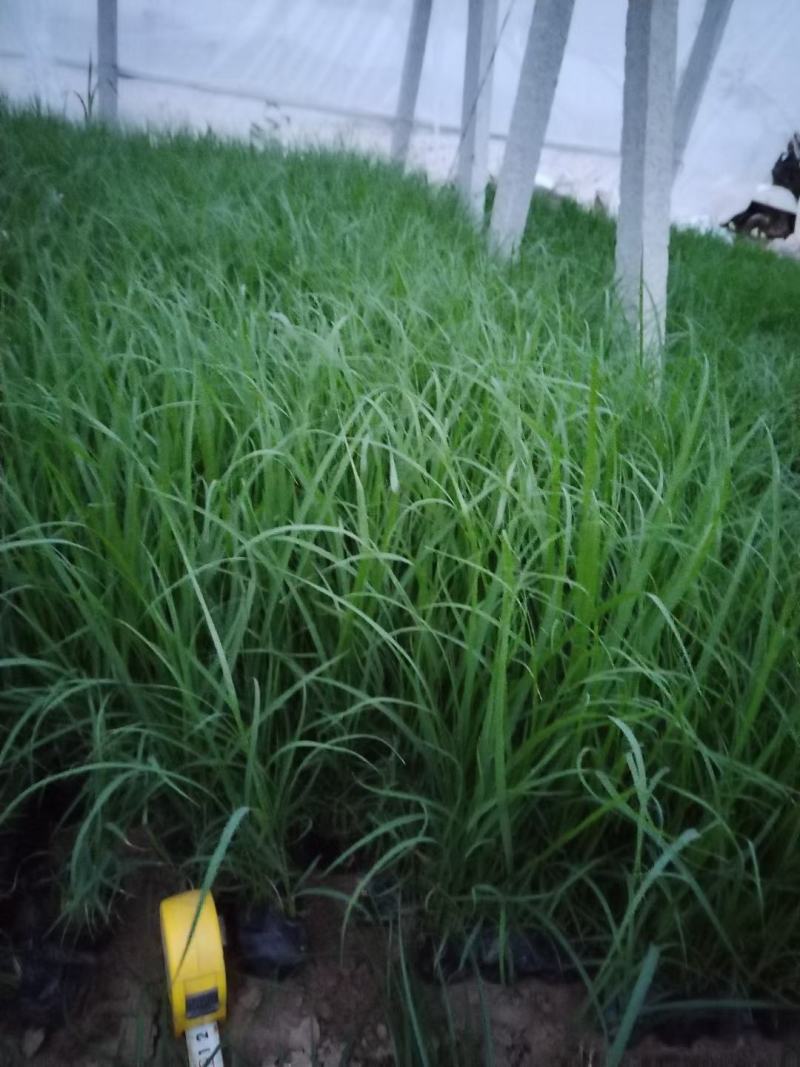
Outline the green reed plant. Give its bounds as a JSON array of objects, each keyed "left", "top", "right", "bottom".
[{"left": 1, "top": 102, "right": 799, "bottom": 1037}]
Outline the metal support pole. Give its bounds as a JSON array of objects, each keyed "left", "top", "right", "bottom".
[
  {"left": 391, "top": 0, "right": 433, "bottom": 165},
  {"left": 456, "top": 0, "right": 499, "bottom": 217},
  {"left": 97, "top": 0, "right": 118, "bottom": 121},
  {"left": 615, "top": 0, "right": 678, "bottom": 371},
  {"left": 489, "top": 0, "right": 576, "bottom": 254},
  {"left": 673, "top": 0, "right": 734, "bottom": 176}
]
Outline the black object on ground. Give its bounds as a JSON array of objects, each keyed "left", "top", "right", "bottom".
[
  {"left": 415, "top": 931, "right": 480, "bottom": 984},
  {"left": 0, "top": 793, "right": 97, "bottom": 1031},
  {"left": 0, "top": 939, "right": 95, "bottom": 1028},
  {"left": 726, "top": 132, "right": 800, "bottom": 239},
  {"left": 726, "top": 202, "right": 796, "bottom": 239},
  {"left": 362, "top": 874, "right": 402, "bottom": 925},
  {"left": 605, "top": 985, "right": 796, "bottom": 1050},
  {"left": 635, "top": 1003, "right": 757, "bottom": 1048},
  {"left": 416, "top": 924, "right": 582, "bottom": 986},
  {"left": 477, "top": 927, "right": 580, "bottom": 984},
  {"left": 233, "top": 903, "right": 308, "bottom": 979},
  {"left": 752, "top": 1006, "right": 800, "bottom": 1043},
  {"left": 772, "top": 134, "right": 800, "bottom": 199}
]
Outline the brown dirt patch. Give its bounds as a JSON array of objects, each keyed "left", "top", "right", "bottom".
[{"left": 1, "top": 877, "right": 796, "bottom": 1066}]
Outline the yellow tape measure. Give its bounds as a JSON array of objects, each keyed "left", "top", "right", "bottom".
[{"left": 160, "top": 890, "right": 227, "bottom": 1067}]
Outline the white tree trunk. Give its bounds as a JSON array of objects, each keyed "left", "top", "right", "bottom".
[
  {"left": 489, "top": 0, "right": 576, "bottom": 254},
  {"left": 456, "top": 0, "right": 499, "bottom": 217},
  {"left": 97, "top": 0, "right": 118, "bottom": 122},
  {"left": 615, "top": 0, "right": 678, "bottom": 371},
  {"left": 673, "top": 0, "right": 734, "bottom": 176},
  {"left": 391, "top": 0, "right": 434, "bottom": 165}
]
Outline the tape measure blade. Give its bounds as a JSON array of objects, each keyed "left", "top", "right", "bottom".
[{"left": 185, "top": 1021, "right": 223, "bottom": 1067}]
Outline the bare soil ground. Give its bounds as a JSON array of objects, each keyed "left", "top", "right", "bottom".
[{"left": 1, "top": 877, "right": 796, "bottom": 1067}]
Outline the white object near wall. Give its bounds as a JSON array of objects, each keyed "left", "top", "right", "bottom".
[
  {"left": 615, "top": 0, "right": 678, "bottom": 365},
  {"left": 673, "top": 0, "right": 734, "bottom": 176},
  {"left": 489, "top": 0, "right": 576, "bottom": 254},
  {"left": 391, "top": 0, "right": 433, "bottom": 165},
  {"left": 97, "top": 0, "right": 118, "bottom": 121},
  {"left": 456, "top": 0, "right": 499, "bottom": 217}
]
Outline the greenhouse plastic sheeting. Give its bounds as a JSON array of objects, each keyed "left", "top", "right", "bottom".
[{"left": 1, "top": 0, "right": 798, "bottom": 223}]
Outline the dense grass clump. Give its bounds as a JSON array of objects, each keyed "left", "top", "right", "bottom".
[{"left": 1, "top": 103, "right": 799, "bottom": 1024}]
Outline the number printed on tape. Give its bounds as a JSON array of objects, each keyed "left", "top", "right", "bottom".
[{"left": 186, "top": 1021, "right": 223, "bottom": 1067}]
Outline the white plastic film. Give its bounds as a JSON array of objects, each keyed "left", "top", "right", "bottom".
[{"left": 1, "top": 0, "right": 798, "bottom": 224}]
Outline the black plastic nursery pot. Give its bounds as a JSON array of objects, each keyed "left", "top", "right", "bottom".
[
  {"left": 361, "top": 873, "right": 403, "bottom": 926},
  {"left": 416, "top": 923, "right": 581, "bottom": 986},
  {"left": 476, "top": 926, "right": 581, "bottom": 984},
  {"left": 605, "top": 982, "right": 800, "bottom": 1050},
  {"left": 232, "top": 902, "right": 309, "bottom": 979},
  {"left": 0, "top": 939, "right": 95, "bottom": 1029},
  {"left": 415, "top": 930, "right": 480, "bottom": 984},
  {"left": 0, "top": 800, "right": 103, "bottom": 1030}
]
